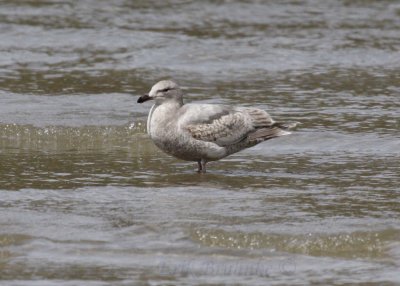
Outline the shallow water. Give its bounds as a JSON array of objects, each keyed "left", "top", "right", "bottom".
[{"left": 1, "top": 0, "right": 400, "bottom": 285}]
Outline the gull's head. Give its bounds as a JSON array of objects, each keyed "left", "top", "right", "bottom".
[{"left": 137, "top": 80, "right": 183, "bottom": 105}]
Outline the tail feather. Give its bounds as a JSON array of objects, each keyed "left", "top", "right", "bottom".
[{"left": 247, "top": 121, "right": 299, "bottom": 144}]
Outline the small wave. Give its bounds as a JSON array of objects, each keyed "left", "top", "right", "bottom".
[
  {"left": 0, "top": 123, "right": 147, "bottom": 153},
  {"left": 190, "top": 228, "right": 399, "bottom": 259}
]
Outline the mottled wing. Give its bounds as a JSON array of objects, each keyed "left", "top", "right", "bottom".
[
  {"left": 179, "top": 104, "right": 261, "bottom": 147},
  {"left": 239, "top": 107, "right": 275, "bottom": 128}
]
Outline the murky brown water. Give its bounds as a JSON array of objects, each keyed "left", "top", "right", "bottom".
[{"left": 1, "top": 0, "right": 400, "bottom": 285}]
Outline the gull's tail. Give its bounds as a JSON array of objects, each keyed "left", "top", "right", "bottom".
[{"left": 248, "top": 121, "right": 300, "bottom": 143}]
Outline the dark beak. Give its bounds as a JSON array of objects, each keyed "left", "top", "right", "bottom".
[{"left": 137, "top": 94, "right": 152, "bottom": 103}]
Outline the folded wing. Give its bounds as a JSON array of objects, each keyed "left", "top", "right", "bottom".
[{"left": 179, "top": 104, "right": 278, "bottom": 147}]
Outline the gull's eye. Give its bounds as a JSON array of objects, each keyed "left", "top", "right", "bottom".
[{"left": 158, "top": 87, "right": 175, "bottom": 92}]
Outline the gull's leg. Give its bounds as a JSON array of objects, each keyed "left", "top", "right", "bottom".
[
  {"left": 196, "top": 159, "right": 207, "bottom": 173},
  {"left": 200, "top": 159, "right": 207, "bottom": 173},
  {"left": 197, "top": 160, "right": 202, "bottom": 173}
]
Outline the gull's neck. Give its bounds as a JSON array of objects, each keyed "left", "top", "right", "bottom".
[{"left": 147, "top": 100, "right": 183, "bottom": 135}]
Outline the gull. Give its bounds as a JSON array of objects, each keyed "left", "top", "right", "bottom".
[{"left": 138, "top": 80, "right": 298, "bottom": 173}]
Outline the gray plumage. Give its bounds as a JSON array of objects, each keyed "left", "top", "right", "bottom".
[{"left": 137, "top": 80, "right": 298, "bottom": 173}]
